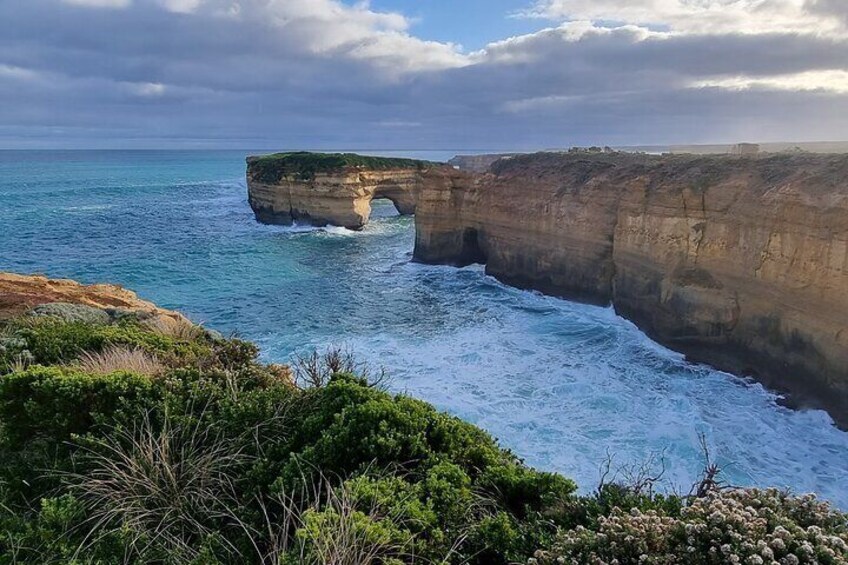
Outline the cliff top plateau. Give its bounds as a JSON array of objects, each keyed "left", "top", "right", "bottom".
[{"left": 246, "top": 151, "right": 438, "bottom": 183}]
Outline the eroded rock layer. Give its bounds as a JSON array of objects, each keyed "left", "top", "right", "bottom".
[
  {"left": 247, "top": 153, "right": 441, "bottom": 229},
  {"left": 414, "top": 152, "right": 848, "bottom": 426}
]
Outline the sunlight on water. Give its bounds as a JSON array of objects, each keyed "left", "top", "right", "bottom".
[{"left": 2, "top": 150, "right": 846, "bottom": 507}]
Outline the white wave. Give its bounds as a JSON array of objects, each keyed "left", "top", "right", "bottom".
[{"left": 317, "top": 267, "right": 848, "bottom": 508}]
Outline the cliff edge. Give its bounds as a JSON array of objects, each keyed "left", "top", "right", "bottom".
[
  {"left": 414, "top": 152, "right": 848, "bottom": 427},
  {"left": 247, "top": 152, "right": 442, "bottom": 229},
  {"left": 0, "top": 272, "right": 190, "bottom": 331}
]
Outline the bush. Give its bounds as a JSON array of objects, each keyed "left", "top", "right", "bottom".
[
  {"left": 0, "top": 315, "right": 845, "bottom": 564},
  {"left": 0, "top": 365, "right": 158, "bottom": 449},
  {"left": 534, "top": 488, "right": 848, "bottom": 565},
  {"left": 28, "top": 302, "right": 112, "bottom": 325},
  {"left": 0, "top": 317, "right": 213, "bottom": 372},
  {"left": 247, "top": 152, "right": 436, "bottom": 183}
]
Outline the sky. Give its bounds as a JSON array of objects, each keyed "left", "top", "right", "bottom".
[{"left": 1, "top": 0, "right": 848, "bottom": 150}]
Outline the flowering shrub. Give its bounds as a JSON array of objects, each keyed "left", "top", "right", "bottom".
[{"left": 533, "top": 488, "right": 848, "bottom": 565}]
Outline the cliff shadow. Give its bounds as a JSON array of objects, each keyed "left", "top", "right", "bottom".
[{"left": 459, "top": 227, "right": 488, "bottom": 265}]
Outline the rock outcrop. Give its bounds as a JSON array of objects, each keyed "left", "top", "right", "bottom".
[
  {"left": 0, "top": 272, "right": 190, "bottom": 331},
  {"left": 414, "top": 152, "right": 848, "bottom": 427},
  {"left": 247, "top": 152, "right": 442, "bottom": 229}
]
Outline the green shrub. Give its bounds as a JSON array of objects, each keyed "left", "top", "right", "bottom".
[
  {"left": 534, "top": 488, "right": 848, "bottom": 565},
  {"left": 0, "top": 366, "right": 158, "bottom": 449},
  {"left": 0, "top": 318, "right": 213, "bottom": 371},
  {"left": 0, "top": 316, "right": 844, "bottom": 564},
  {"left": 28, "top": 303, "right": 112, "bottom": 325},
  {"left": 247, "top": 152, "right": 437, "bottom": 183}
]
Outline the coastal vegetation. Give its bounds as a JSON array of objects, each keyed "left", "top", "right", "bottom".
[
  {"left": 247, "top": 152, "right": 435, "bottom": 183},
  {"left": 0, "top": 306, "right": 846, "bottom": 563}
]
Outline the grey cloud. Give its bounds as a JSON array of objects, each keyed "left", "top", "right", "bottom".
[
  {"left": 806, "top": 0, "right": 848, "bottom": 24},
  {"left": 0, "top": 0, "right": 846, "bottom": 149}
]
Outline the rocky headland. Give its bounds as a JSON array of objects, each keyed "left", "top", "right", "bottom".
[
  {"left": 247, "top": 152, "right": 444, "bottom": 229},
  {"left": 413, "top": 151, "right": 848, "bottom": 427},
  {"left": 0, "top": 272, "right": 189, "bottom": 330}
]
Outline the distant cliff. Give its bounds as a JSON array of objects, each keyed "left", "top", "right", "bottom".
[
  {"left": 247, "top": 152, "right": 441, "bottom": 230},
  {"left": 447, "top": 154, "right": 517, "bottom": 173},
  {"left": 414, "top": 152, "right": 848, "bottom": 427}
]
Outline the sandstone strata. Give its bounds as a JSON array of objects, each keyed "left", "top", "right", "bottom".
[
  {"left": 247, "top": 153, "right": 441, "bottom": 229},
  {"left": 0, "top": 272, "right": 189, "bottom": 331},
  {"left": 414, "top": 152, "right": 848, "bottom": 427}
]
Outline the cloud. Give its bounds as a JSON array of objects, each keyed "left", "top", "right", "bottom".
[
  {"left": 128, "top": 82, "right": 167, "bottom": 96},
  {"left": 806, "top": 0, "right": 848, "bottom": 24},
  {"left": 62, "top": 0, "right": 132, "bottom": 8},
  {"left": 156, "top": 0, "right": 202, "bottom": 13},
  {"left": 0, "top": 0, "right": 846, "bottom": 148},
  {"left": 525, "top": 0, "right": 847, "bottom": 36},
  {"left": 691, "top": 70, "right": 848, "bottom": 93}
]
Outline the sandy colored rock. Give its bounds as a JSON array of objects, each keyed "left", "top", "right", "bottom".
[
  {"left": 414, "top": 152, "right": 848, "bottom": 427},
  {"left": 246, "top": 153, "right": 453, "bottom": 230},
  {"left": 0, "top": 272, "right": 190, "bottom": 332},
  {"left": 248, "top": 168, "right": 423, "bottom": 229}
]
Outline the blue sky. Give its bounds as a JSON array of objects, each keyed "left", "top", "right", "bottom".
[
  {"left": 367, "top": 0, "right": 545, "bottom": 50},
  {"left": 0, "top": 0, "right": 847, "bottom": 149}
]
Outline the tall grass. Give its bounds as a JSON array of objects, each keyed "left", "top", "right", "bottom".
[
  {"left": 75, "top": 345, "right": 164, "bottom": 377},
  {"left": 141, "top": 316, "right": 206, "bottom": 342},
  {"left": 63, "top": 407, "right": 467, "bottom": 564},
  {"left": 66, "top": 409, "right": 248, "bottom": 562}
]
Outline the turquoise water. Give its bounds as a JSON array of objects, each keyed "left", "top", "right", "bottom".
[{"left": 1, "top": 150, "right": 846, "bottom": 507}]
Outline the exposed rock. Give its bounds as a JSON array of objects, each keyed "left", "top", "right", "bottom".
[
  {"left": 0, "top": 272, "right": 190, "bottom": 332},
  {"left": 414, "top": 152, "right": 848, "bottom": 427},
  {"left": 247, "top": 152, "right": 443, "bottom": 229}
]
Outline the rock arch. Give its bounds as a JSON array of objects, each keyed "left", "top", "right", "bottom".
[{"left": 247, "top": 154, "right": 441, "bottom": 230}]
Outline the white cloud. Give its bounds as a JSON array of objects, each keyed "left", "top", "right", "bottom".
[
  {"left": 128, "top": 82, "right": 167, "bottom": 96},
  {"left": 525, "top": 0, "right": 846, "bottom": 36},
  {"left": 193, "top": 0, "right": 469, "bottom": 73},
  {"left": 692, "top": 70, "right": 848, "bottom": 93},
  {"left": 157, "top": 0, "right": 203, "bottom": 13}
]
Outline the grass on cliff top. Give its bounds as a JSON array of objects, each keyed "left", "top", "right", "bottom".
[{"left": 247, "top": 151, "right": 438, "bottom": 183}]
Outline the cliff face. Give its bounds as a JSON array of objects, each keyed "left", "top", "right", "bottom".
[
  {"left": 248, "top": 169, "right": 421, "bottom": 229},
  {"left": 247, "top": 153, "right": 439, "bottom": 230},
  {"left": 414, "top": 152, "right": 848, "bottom": 426}
]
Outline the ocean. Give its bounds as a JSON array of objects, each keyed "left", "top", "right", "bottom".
[{"left": 1, "top": 149, "right": 846, "bottom": 507}]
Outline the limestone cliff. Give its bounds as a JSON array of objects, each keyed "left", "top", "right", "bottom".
[
  {"left": 247, "top": 152, "right": 440, "bottom": 229},
  {"left": 414, "top": 152, "right": 848, "bottom": 427}
]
